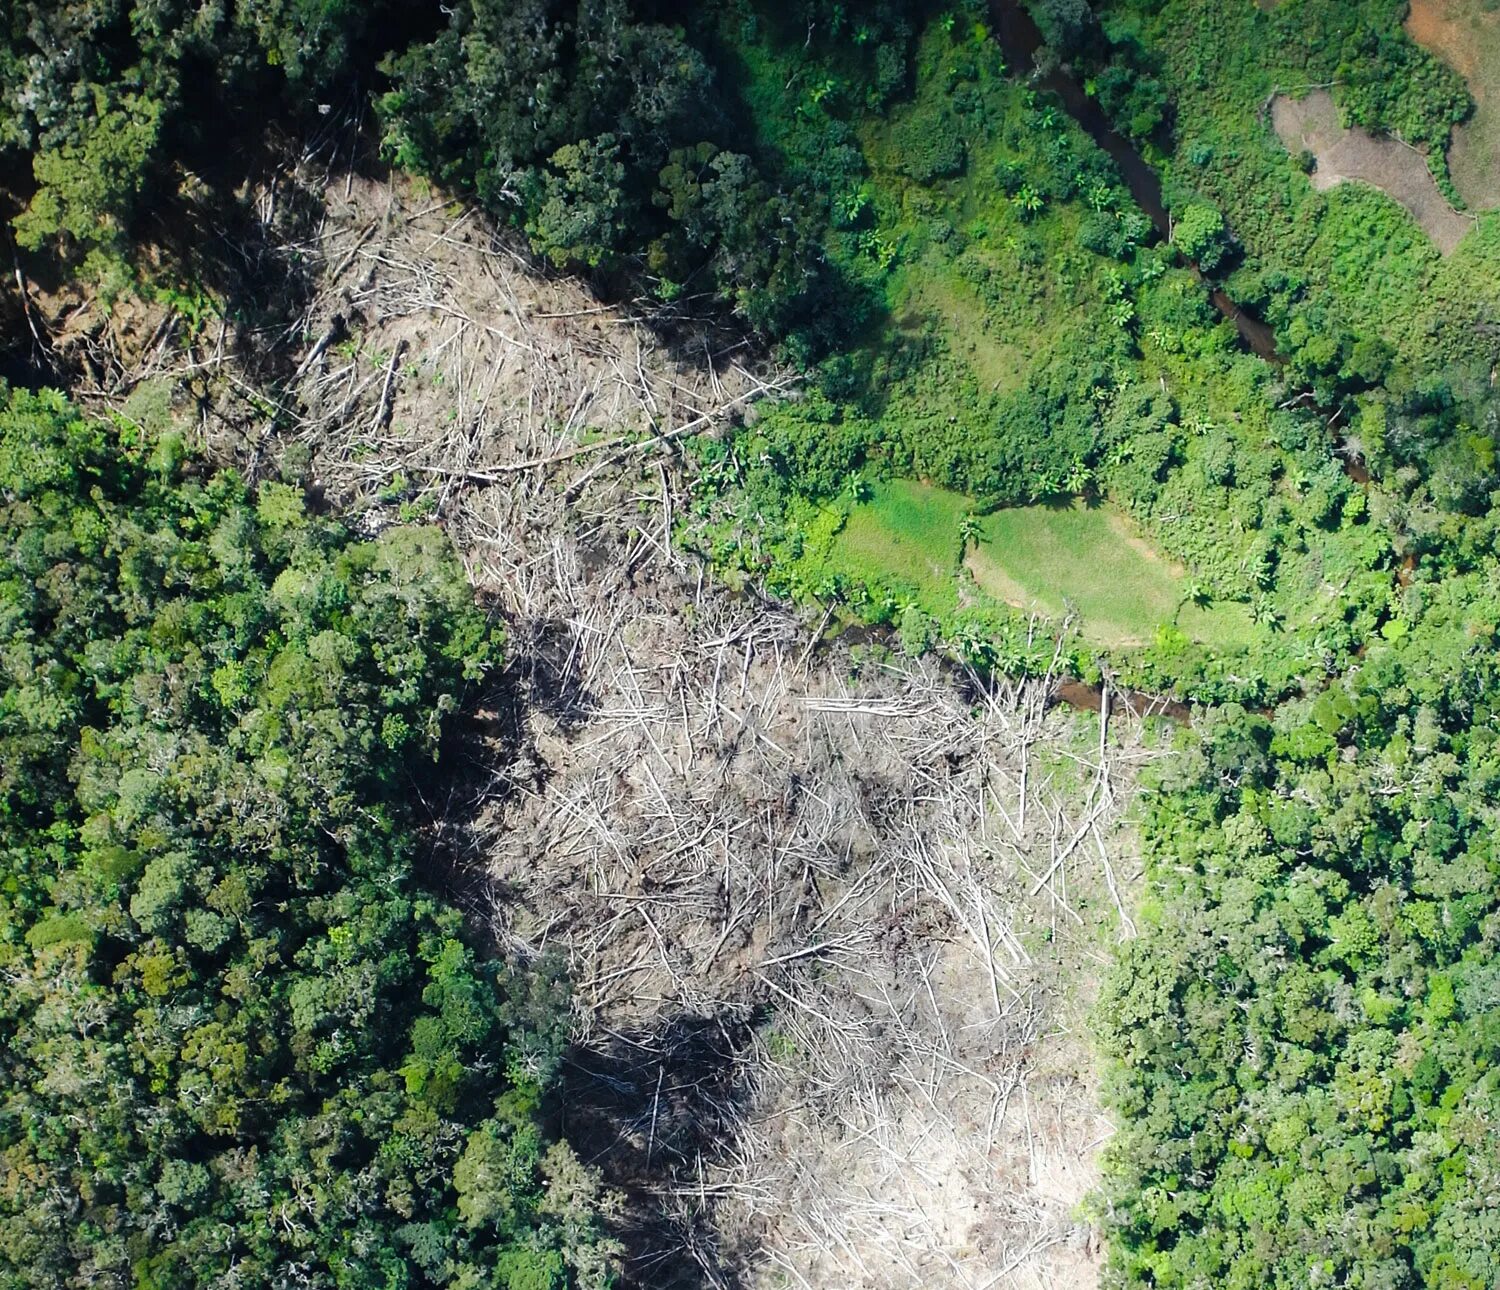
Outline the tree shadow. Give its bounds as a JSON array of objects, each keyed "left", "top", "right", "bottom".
[
  {"left": 504, "top": 615, "right": 600, "bottom": 734},
  {"left": 557, "top": 1008, "right": 767, "bottom": 1290},
  {"left": 1, "top": 108, "right": 370, "bottom": 394},
  {"left": 415, "top": 645, "right": 767, "bottom": 1290}
]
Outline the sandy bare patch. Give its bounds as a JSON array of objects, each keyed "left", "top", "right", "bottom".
[
  {"left": 1272, "top": 89, "right": 1475, "bottom": 251},
  {"left": 1407, "top": 0, "right": 1483, "bottom": 82},
  {"left": 1407, "top": 0, "right": 1500, "bottom": 209}
]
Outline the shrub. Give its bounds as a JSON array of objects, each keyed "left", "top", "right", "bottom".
[
  {"left": 1171, "top": 201, "right": 1231, "bottom": 271},
  {"left": 894, "top": 110, "right": 967, "bottom": 182}
]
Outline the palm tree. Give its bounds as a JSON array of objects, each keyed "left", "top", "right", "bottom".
[
  {"left": 958, "top": 511, "right": 982, "bottom": 553},
  {"left": 1031, "top": 468, "right": 1062, "bottom": 501},
  {"left": 1251, "top": 594, "right": 1282, "bottom": 631}
]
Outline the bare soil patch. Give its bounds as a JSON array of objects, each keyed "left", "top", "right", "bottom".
[
  {"left": 964, "top": 546, "right": 1032, "bottom": 612},
  {"left": 1272, "top": 89, "right": 1476, "bottom": 251},
  {"left": 1408, "top": 0, "right": 1483, "bottom": 83},
  {"left": 1407, "top": 0, "right": 1500, "bottom": 209}
]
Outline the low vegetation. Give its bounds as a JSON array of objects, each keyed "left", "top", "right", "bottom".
[
  {"left": 765, "top": 477, "right": 1251, "bottom": 648},
  {"left": 681, "top": 9, "right": 1386, "bottom": 705},
  {"left": 1088, "top": 0, "right": 1500, "bottom": 407},
  {"left": 973, "top": 501, "right": 1254, "bottom": 647}
]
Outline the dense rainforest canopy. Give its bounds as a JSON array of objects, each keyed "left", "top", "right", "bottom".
[
  {"left": 0, "top": 389, "right": 618, "bottom": 1286},
  {"left": 8, "top": 0, "right": 1500, "bottom": 1287}
]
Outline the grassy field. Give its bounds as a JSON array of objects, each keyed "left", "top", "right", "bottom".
[
  {"left": 831, "top": 478, "right": 969, "bottom": 603},
  {"left": 823, "top": 480, "right": 1253, "bottom": 647},
  {"left": 971, "top": 501, "right": 1254, "bottom": 646},
  {"left": 1408, "top": 0, "right": 1500, "bottom": 210}
]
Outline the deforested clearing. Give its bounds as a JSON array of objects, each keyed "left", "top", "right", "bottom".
[
  {"left": 184, "top": 170, "right": 1157, "bottom": 1289},
  {"left": 1407, "top": 0, "right": 1500, "bottom": 209},
  {"left": 19, "top": 5, "right": 1500, "bottom": 1289}
]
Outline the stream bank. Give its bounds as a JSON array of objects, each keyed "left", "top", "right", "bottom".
[
  {"left": 989, "top": 0, "right": 1281, "bottom": 359},
  {"left": 988, "top": 0, "right": 1393, "bottom": 494}
]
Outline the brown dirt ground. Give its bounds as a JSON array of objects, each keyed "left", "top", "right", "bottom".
[
  {"left": 1272, "top": 89, "right": 1476, "bottom": 252},
  {"left": 1407, "top": 0, "right": 1500, "bottom": 210}
]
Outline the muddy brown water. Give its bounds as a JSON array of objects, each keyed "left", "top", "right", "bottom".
[
  {"left": 839, "top": 621, "right": 1190, "bottom": 722},
  {"left": 1054, "top": 678, "right": 1192, "bottom": 723},
  {"left": 989, "top": 0, "right": 1284, "bottom": 361}
]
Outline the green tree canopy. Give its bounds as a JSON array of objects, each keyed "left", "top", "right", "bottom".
[
  {"left": 1, "top": 0, "right": 391, "bottom": 265},
  {"left": 0, "top": 387, "right": 618, "bottom": 1286}
]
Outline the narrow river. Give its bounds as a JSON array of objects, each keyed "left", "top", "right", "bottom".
[
  {"left": 982, "top": 0, "right": 1350, "bottom": 717},
  {"left": 989, "top": 0, "right": 1283, "bottom": 361}
]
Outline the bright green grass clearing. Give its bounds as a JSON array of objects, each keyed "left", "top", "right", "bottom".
[
  {"left": 830, "top": 478, "right": 969, "bottom": 611},
  {"left": 825, "top": 479, "right": 1253, "bottom": 647},
  {"left": 973, "top": 501, "right": 1254, "bottom": 646}
]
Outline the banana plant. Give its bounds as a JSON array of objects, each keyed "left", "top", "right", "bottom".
[
  {"left": 1011, "top": 184, "right": 1043, "bottom": 219},
  {"left": 958, "top": 511, "right": 982, "bottom": 552}
]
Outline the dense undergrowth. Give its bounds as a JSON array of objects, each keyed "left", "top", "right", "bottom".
[
  {"left": 8, "top": 1, "right": 1500, "bottom": 1287},
  {"left": 1060, "top": 3, "right": 1500, "bottom": 1286},
  {"left": 675, "top": 9, "right": 1389, "bottom": 703},
  {"left": 1088, "top": 0, "right": 1500, "bottom": 474},
  {"left": 1101, "top": 558, "right": 1500, "bottom": 1289}
]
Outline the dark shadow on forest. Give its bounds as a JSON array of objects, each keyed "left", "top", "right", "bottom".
[
  {"left": 0, "top": 88, "right": 380, "bottom": 391},
  {"left": 558, "top": 1009, "right": 766, "bottom": 1290},
  {"left": 411, "top": 623, "right": 770, "bottom": 1290}
]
